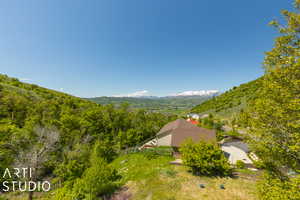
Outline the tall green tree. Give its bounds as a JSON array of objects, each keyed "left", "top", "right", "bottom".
[
  {"left": 240, "top": 0, "right": 300, "bottom": 179},
  {"left": 239, "top": 3, "right": 300, "bottom": 198}
]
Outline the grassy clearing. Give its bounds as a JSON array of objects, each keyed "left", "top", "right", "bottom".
[{"left": 112, "top": 151, "right": 258, "bottom": 200}]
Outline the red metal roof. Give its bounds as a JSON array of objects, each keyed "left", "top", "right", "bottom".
[{"left": 187, "top": 119, "right": 199, "bottom": 125}]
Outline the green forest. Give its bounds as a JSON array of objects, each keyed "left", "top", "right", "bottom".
[
  {"left": 1, "top": 0, "right": 300, "bottom": 200},
  {"left": 0, "top": 74, "right": 176, "bottom": 199}
]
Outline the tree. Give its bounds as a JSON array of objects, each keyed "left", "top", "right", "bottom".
[
  {"left": 257, "top": 172, "right": 300, "bottom": 200},
  {"left": 240, "top": 1, "right": 300, "bottom": 199},
  {"left": 241, "top": 0, "right": 300, "bottom": 174},
  {"left": 55, "top": 143, "right": 120, "bottom": 200},
  {"left": 14, "top": 125, "right": 60, "bottom": 200},
  {"left": 180, "top": 140, "right": 231, "bottom": 176},
  {"left": 73, "top": 156, "right": 120, "bottom": 199}
]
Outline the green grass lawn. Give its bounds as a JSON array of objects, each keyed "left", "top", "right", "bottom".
[{"left": 112, "top": 150, "right": 258, "bottom": 200}]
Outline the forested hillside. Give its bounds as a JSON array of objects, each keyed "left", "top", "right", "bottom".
[
  {"left": 88, "top": 96, "right": 213, "bottom": 115},
  {"left": 191, "top": 78, "right": 262, "bottom": 117},
  {"left": 0, "top": 74, "right": 176, "bottom": 199}
]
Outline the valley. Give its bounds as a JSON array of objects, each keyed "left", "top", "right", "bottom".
[{"left": 87, "top": 95, "right": 215, "bottom": 115}]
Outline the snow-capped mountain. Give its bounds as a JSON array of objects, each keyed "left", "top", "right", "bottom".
[
  {"left": 110, "top": 90, "right": 219, "bottom": 98},
  {"left": 168, "top": 90, "right": 219, "bottom": 97}
]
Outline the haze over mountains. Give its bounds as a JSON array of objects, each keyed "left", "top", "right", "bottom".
[
  {"left": 170, "top": 90, "right": 219, "bottom": 97},
  {"left": 111, "top": 90, "right": 220, "bottom": 98}
]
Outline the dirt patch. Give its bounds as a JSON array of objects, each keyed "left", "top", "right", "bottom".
[{"left": 107, "top": 187, "right": 132, "bottom": 200}]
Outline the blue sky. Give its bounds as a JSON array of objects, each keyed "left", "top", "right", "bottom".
[{"left": 0, "top": 0, "right": 293, "bottom": 97}]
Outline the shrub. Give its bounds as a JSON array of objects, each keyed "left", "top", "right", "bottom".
[
  {"left": 72, "top": 157, "right": 120, "bottom": 199},
  {"left": 252, "top": 160, "right": 265, "bottom": 169},
  {"left": 225, "top": 130, "right": 240, "bottom": 138},
  {"left": 54, "top": 144, "right": 121, "bottom": 200},
  {"left": 236, "top": 160, "right": 246, "bottom": 169},
  {"left": 216, "top": 130, "right": 225, "bottom": 141},
  {"left": 93, "top": 140, "right": 117, "bottom": 163},
  {"left": 180, "top": 140, "right": 232, "bottom": 176},
  {"left": 54, "top": 160, "right": 85, "bottom": 182}
]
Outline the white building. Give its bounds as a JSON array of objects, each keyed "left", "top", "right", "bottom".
[
  {"left": 221, "top": 141, "right": 253, "bottom": 165},
  {"left": 186, "top": 113, "right": 200, "bottom": 120}
]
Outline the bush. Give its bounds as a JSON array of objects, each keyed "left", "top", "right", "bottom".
[
  {"left": 180, "top": 140, "right": 232, "bottom": 176},
  {"left": 216, "top": 130, "right": 225, "bottom": 141},
  {"left": 72, "top": 157, "right": 120, "bottom": 199},
  {"left": 93, "top": 140, "right": 117, "bottom": 163},
  {"left": 252, "top": 160, "right": 265, "bottom": 169},
  {"left": 225, "top": 130, "right": 240, "bottom": 138},
  {"left": 54, "top": 144, "right": 121, "bottom": 200},
  {"left": 236, "top": 160, "right": 246, "bottom": 169},
  {"left": 54, "top": 160, "right": 85, "bottom": 182},
  {"left": 257, "top": 173, "right": 300, "bottom": 200}
]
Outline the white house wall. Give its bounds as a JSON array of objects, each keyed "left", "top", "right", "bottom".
[
  {"left": 157, "top": 134, "right": 172, "bottom": 146},
  {"left": 221, "top": 146, "right": 253, "bottom": 165}
]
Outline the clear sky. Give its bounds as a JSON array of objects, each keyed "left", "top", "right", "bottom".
[{"left": 0, "top": 0, "right": 293, "bottom": 97}]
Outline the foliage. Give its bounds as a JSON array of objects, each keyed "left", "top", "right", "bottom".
[
  {"left": 199, "top": 114, "right": 225, "bottom": 141},
  {"left": 180, "top": 140, "right": 232, "bottom": 176},
  {"left": 257, "top": 172, "right": 300, "bottom": 200},
  {"left": 191, "top": 78, "right": 262, "bottom": 116},
  {"left": 54, "top": 160, "right": 85, "bottom": 183},
  {"left": 73, "top": 150, "right": 120, "bottom": 199},
  {"left": 225, "top": 130, "right": 241, "bottom": 138},
  {"left": 0, "top": 74, "right": 174, "bottom": 197},
  {"left": 235, "top": 160, "right": 246, "bottom": 169},
  {"left": 252, "top": 160, "right": 266, "bottom": 170},
  {"left": 54, "top": 143, "right": 121, "bottom": 200},
  {"left": 240, "top": 0, "right": 300, "bottom": 175},
  {"left": 200, "top": 114, "right": 215, "bottom": 129},
  {"left": 238, "top": 1, "right": 300, "bottom": 198}
]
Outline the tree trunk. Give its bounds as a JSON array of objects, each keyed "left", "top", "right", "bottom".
[
  {"left": 28, "top": 166, "right": 36, "bottom": 200},
  {"left": 28, "top": 191, "right": 33, "bottom": 200}
]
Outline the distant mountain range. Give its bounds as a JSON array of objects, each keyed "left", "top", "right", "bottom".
[
  {"left": 111, "top": 90, "right": 220, "bottom": 98},
  {"left": 169, "top": 90, "right": 219, "bottom": 97},
  {"left": 87, "top": 91, "right": 219, "bottom": 115}
]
